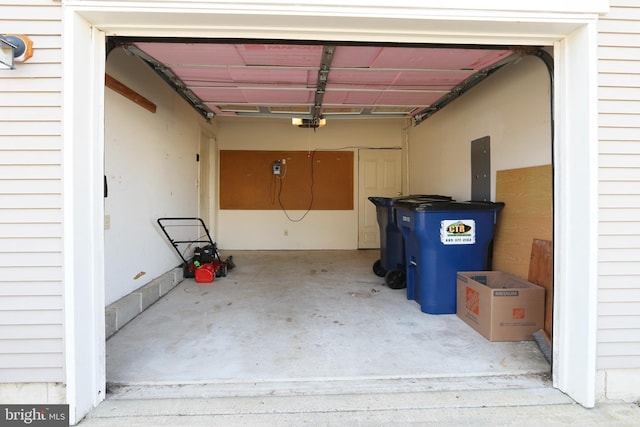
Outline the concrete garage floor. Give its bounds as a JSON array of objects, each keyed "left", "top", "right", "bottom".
[
  {"left": 106, "top": 250, "right": 551, "bottom": 398},
  {"left": 86, "top": 251, "right": 640, "bottom": 425}
]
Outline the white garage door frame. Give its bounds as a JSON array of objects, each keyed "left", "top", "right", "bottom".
[{"left": 62, "top": 2, "right": 603, "bottom": 423}]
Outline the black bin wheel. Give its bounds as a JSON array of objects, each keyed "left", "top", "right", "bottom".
[
  {"left": 385, "top": 269, "right": 406, "bottom": 289},
  {"left": 372, "top": 259, "right": 386, "bottom": 277}
]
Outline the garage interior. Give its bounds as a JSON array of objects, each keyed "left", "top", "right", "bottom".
[{"left": 103, "top": 38, "right": 554, "bottom": 398}]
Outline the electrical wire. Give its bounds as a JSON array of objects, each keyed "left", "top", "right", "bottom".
[
  {"left": 273, "top": 134, "right": 402, "bottom": 222},
  {"left": 270, "top": 171, "right": 277, "bottom": 205},
  {"left": 276, "top": 149, "right": 315, "bottom": 222}
]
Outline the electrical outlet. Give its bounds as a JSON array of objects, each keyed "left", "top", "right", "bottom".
[{"left": 104, "top": 215, "right": 111, "bottom": 230}]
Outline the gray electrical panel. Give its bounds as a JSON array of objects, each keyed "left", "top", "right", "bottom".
[{"left": 471, "top": 136, "right": 491, "bottom": 202}]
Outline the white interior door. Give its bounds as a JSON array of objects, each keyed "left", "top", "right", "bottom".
[{"left": 358, "top": 149, "right": 402, "bottom": 249}]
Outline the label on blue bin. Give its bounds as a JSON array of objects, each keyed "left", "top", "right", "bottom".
[{"left": 441, "top": 219, "right": 475, "bottom": 245}]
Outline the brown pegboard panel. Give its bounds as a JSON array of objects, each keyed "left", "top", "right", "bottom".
[{"left": 220, "top": 150, "right": 353, "bottom": 210}]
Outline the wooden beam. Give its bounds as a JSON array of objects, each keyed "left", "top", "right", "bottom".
[
  {"left": 529, "top": 239, "right": 554, "bottom": 338},
  {"left": 105, "top": 74, "right": 157, "bottom": 113}
]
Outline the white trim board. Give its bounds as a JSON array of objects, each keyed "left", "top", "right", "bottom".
[{"left": 62, "top": 10, "right": 106, "bottom": 425}]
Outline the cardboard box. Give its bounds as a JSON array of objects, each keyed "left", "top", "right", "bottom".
[{"left": 456, "top": 271, "right": 545, "bottom": 342}]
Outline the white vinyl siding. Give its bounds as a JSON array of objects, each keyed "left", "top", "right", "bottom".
[
  {"left": 0, "top": 0, "right": 64, "bottom": 382},
  {"left": 597, "top": 1, "right": 640, "bottom": 371}
]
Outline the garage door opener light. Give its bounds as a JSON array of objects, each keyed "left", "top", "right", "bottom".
[{"left": 292, "top": 117, "right": 326, "bottom": 129}]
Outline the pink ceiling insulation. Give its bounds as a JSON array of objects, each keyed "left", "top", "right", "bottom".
[
  {"left": 327, "top": 70, "right": 473, "bottom": 91},
  {"left": 235, "top": 44, "right": 323, "bottom": 67},
  {"left": 193, "top": 87, "right": 314, "bottom": 104},
  {"left": 134, "top": 43, "right": 247, "bottom": 66},
  {"left": 364, "top": 47, "right": 513, "bottom": 70},
  {"left": 131, "top": 41, "right": 514, "bottom": 118}
]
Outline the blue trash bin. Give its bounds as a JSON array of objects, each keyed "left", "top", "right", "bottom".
[
  {"left": 394, "top": 199, "right": 504, "bottom": 314},
  {"left": 368, "top": 195, "right": 453, "bottom": 289}
]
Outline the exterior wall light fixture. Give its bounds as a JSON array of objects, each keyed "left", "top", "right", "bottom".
[{"left": 0, "top": 35, "right": 33, "bottom": 70}]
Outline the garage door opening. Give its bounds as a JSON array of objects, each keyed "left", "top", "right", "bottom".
[
  {"left": 103, "top": 37, "right": 554, "bottom": 399},
  {"left": 64, "top": 6, "right": 602, "bottom": 419}
]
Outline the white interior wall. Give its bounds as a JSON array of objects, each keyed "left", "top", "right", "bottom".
[
  {"left": 407, "top": 55, "right": 552, "bottom": 200},
  {"left": 104, "top": 49, "right": 216, "bottom": 305},
  {"left": 215, "top": 117, "right": 405, "bottom": 249}
]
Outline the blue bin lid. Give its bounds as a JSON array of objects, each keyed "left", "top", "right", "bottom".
[
  {"left": 369, "top": 194, "right": 453, "bottom": 207},
  {"left": 368, "top": 196, "right": 395, "bottom": 206},
  {"left": 394, "top": 199, "right": 505, "bottom": 211}
]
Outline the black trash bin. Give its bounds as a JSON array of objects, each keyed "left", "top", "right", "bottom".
[
  {"left": 368, "top": 194, "right": 453, "bottom": 289},
  {"left": 394, "top": 199, "right": 504, "bottom": 314}
]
